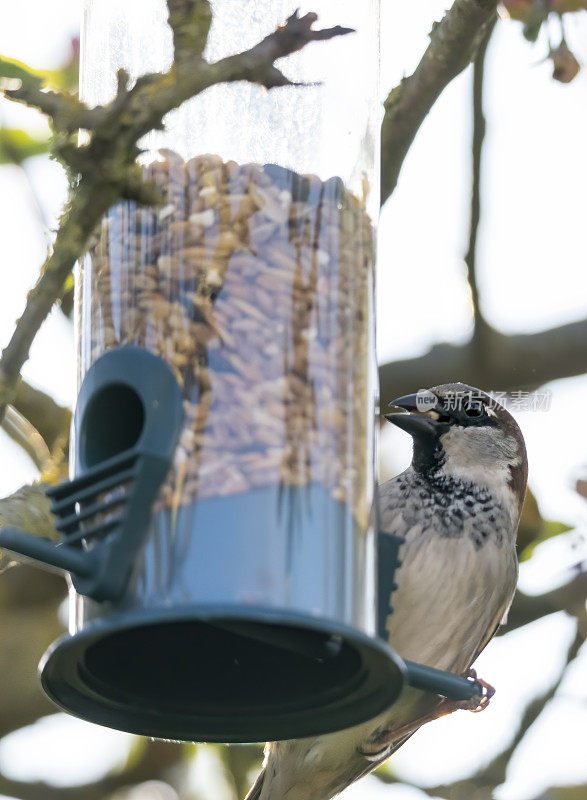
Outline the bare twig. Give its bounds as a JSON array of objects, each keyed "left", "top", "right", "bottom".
[
  {"left": 2, "top": 87, "right": 102, "bottom": 133},
  {"left": 235, "top": 11, "right": 354, "bottom": 88},
  {"left": 504, "top": 573, "right": 587, "bottom": 634},
  {"left": 431, "top": 623, "right": 585, "bottom": 799},
  {"left": 13, "top": 380, "right": 71, "bottom": 455},
  {"left": 2, "top": 406, "right": 51, "bottom": 472},
  {"left": 465, "top": 17, "right": 495, "bottom": 349},
  {"left": 0, "top": 190, "right": 104, "bottom": 417},
  {"left": 378, "top": 1, "right": 587, "bottom": 398},
  {"left": 477, "top": 623, "right": 584, "bottom": 788},
  {"left": 0, "top": 4, "right": 352, "bottom": 425},
  {"left": 167, "top": 0, "right": 213, "bottom": 63},
  {"left": 375, "top": 622, "right": 585, "bottom": 798},
  {"left": 381, "top": 0, "right": 499, "bottom": 203}
]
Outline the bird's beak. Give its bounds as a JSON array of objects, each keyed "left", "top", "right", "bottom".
[
  {"left": 387, "top": 393, "right": 421, "bottom": 412},
  {"left": 384, "top": 393, "right": 449, "bottom": 439},
  {"left": 384, "top": 412, "right": 445, "bottom": 438}
]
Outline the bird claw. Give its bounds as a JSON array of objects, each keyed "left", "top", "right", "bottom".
[
  {"left": 359, "top": 669, "right": 496, "bottom": 762},
  {"left": 461, "top": 668, "right": 495, "bottom": 713}
]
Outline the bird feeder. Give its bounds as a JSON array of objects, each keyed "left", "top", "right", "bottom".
[
  {"left": 0, "top": 0, "right": 487, "bottom": 744},
  {"left": 2, "top": 0, "right": 406, "bottom": 742}
]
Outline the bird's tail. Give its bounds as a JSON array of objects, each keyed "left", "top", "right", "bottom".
[{"left": 244, "top": 768, "right": 265, "bottom": 800}]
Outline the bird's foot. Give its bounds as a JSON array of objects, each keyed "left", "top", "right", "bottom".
[
  {"left": 460, "top": 668, "right": 495, "bottom": 713},
  {"left": 359, "top": 671, "right": 495, "bottom": 762}
]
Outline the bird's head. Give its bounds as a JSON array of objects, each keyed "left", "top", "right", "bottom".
[{"left": 385, "top": 382, "right": 528, "bottom": 514}]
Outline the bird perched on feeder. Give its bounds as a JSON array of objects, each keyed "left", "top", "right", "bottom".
[{"left": 245, "top": 382, "right": 527, "bottom": 800}]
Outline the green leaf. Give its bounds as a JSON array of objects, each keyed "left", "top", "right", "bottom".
[
  {"left": 517, "top": 487, "right": 543, "bottom": 552},
  {"left": 0, "top": 40, "right": 79, "bottom": 94},
  {"left": 0, "top": 127, "right": 50, "bottom": 165},
  {"left": 541, "top": 519, "right": 574, "bottom": 538},
  {"left": 520, "top": 518, "right": 574, "bottom": 562},
  {"left": 0, "top": 55, "right": 44, "bottom": 89},
  {"left": 59, "top": 273, "right": 75, "bottom": 318}
]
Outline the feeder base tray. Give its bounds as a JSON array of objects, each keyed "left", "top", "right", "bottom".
[{"left": 40, "top": 605, "right": 405, "bottom": 743}]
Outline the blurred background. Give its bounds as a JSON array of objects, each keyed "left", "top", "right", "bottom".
[{"left": 0, "top": 1, "right": 586, "bottom": 799}]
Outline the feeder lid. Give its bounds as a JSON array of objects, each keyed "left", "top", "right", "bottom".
[{"left": 40, "top": 605, "right": 405, "bottom": 743}]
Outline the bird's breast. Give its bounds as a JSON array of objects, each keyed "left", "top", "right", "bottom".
[{"left": 386, "top": 529, "right": 516, "bottom": 674}]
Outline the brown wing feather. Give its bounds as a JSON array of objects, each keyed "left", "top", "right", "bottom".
[
  {"left": 470, "top": 588, "right": 515, "bottom": 666},
  {"left": 244, "top": 768, "right": 265, "bottom": 800}
]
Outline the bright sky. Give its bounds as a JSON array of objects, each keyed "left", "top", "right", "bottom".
[{"left": 0, "top": 2, "right": 586, "bottom": 799}]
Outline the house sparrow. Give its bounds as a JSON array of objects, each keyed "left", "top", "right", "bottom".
[{"left": 245, "top": 383, "right": 527, "bottom": 800}]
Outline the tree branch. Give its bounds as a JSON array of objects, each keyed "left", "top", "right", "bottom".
[
  {"left": 379, "top": 317, "right": 587, "bottom": 403},
  {"left": 378, "top": 2, "right": 587, "bottom": 400},
  {"left": 375, "top": 622, "right": 585, "bottom": 798},
  {"left": 167, "top": 0, "right": 212, "bottom": 64},
  {"left": 0, "top": 5, "right": 352, "bottom": 426},
  {"left": 465, "top": 16, "right": 495, "bottom": 349},
  {"left": 381, "top": 0, "right": 499, "bottom": 203},
  {"left": 1, "top": 406, "right": 51, "bottom": 472},
  {"left": 12, "top": 380, "right": 71, "bottom": 456},
  {"left": 0, "top": 190, "right": 103, "bottom": 419},
  {"left": 434, "top": 623, "right": 584, "bottom": 798},
  {"left": 3, "top": 86, "right": 102, "bottom": 134},
  {"left": 503, "top": 572, "right": 587, "bottom": 634},
  {"left": 235, "top": 10, "right": 353, "bottom": 88}
]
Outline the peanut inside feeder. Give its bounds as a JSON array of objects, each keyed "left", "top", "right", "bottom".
[{"left": 83, "top": 152, "right": 374, "bottom": 527}]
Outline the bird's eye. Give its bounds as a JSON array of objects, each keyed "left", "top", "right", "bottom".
[{"left": 463, "top": 403, "right": 483, "bottom": 418}]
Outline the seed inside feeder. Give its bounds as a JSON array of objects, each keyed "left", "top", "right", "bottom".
[{"left": 81, "top": 153, "right": 374, "bottom": 526}]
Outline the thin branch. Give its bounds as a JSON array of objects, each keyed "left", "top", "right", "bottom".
[
  {"left": 379, "top": 316, "right": 587, "bottom": 403},
  {"left": 1, "top": 406, "right": 51, "bottom": 472},
  {"left": 465, "top": 16, "right": 495, "bottom": 349},
  {"left": 480, "top": 624, "right": 584, "bottom": 787},
  {"left": 3, "top": 86, "right": 102, "bottom": 133},
  {"left": 0, "top": 189, "right": 105, "bottom": 418},
  {"left": 12, "top": 380, "right": 71, "bottom": 455},
  {"left": 237, "top": 10, "right": 354, "bottom": 88},
  {"left": 381, "top": 0, "right": 499, "bottom": 203},
  {"left": 431, "top": 623, "right": 585, "bottom": 798},
  {"left": 0, "top": 5, "right": 352, "bottom": 426},
  {"left": 375, "top": 623, "right": 585, "bottom": 798},
  {"left": 377, "top": 1, "right": 587, "bottom": 399},
  {"left": 503, "top": 572, "right": 587, "bottom": 634},
  {"left": 168, "top": 0, "right": 212, "bottom": 64}
]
